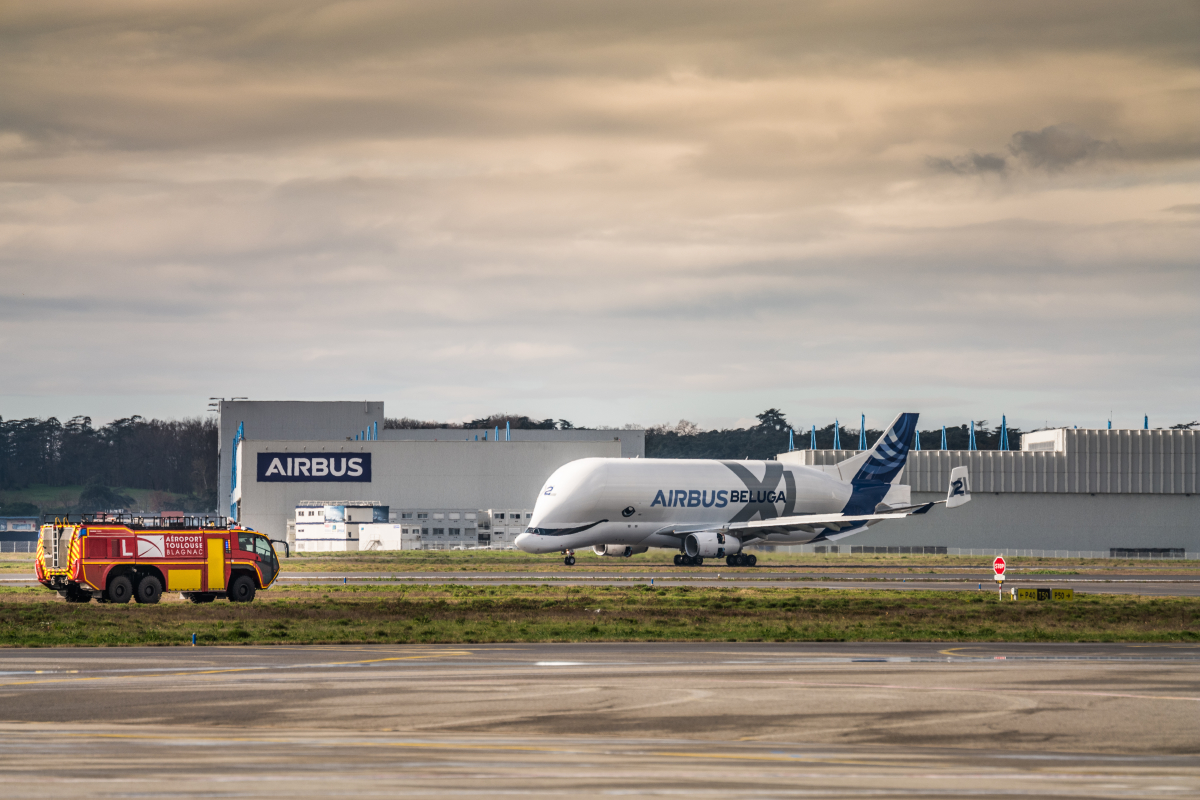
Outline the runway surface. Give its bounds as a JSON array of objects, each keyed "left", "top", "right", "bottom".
[{"left": 1, "top": 642, "right": 1198, "bottom": 797}]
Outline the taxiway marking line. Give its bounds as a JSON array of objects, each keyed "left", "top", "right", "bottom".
[
  {"left": 31, "top": 732, "right": 949, "bottom": 768},
  {"left": 734, "top": 678, "right": 1200, "bottom": 703},
  {"left": 0, "top": 650, "right": 479, "bottom": 687}
]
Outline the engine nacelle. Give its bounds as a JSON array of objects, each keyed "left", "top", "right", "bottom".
[
  {"left": 684, "top": 531, "right": 741, "bottom": 558},
  {"left": 592, "top": 544, "right": 648, "bottom": 557}
]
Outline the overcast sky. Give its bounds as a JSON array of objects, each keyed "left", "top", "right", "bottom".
[{"left": 2, "top": 1, "right": 1198, "bottom": 433}]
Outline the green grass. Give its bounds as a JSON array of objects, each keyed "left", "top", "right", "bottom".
[
  {"left": 6, "top": 547, "right": 1195, "bottom": 575},
  {"left": 2, "top": 584, "right": 1197, "bottom": 647},
  {"left": 279, "top": 549, "right": 1200, "bottom": 574}
]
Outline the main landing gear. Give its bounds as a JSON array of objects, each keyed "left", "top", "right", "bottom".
[
  {"left": 562, "top": 550, "right": 576, "bottom": 566},
  {"left": 674, "top": 554, "right": 703, "bottom": 567},
  {"left": 726, "top": 553, "right": 757, "bottom": 567}
]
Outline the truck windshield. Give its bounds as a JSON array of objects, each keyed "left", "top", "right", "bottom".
[
  {"left": 253, "top": 537, "right": 275, "bottom": 560},
  {"left": 253, "top": 535, "right": 279, "bottom": 584}
]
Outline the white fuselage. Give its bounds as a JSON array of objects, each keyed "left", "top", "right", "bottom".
[{"left": 514, "top": 457, "right": 857, "bottom": 554}]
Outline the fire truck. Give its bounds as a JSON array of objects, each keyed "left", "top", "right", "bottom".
[{"left": 36, "top": 514, "right": 280, "bottom": 604}]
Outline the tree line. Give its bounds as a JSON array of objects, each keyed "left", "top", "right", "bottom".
[
  {"left": 0, "top": 415, "right": 217, "bottom": 515},
  {"left": 5, "top": 408, "right": 1190, "bottom": 517},
  {"left": 644, "top": 410, "right": 1028, "bottom": 459},
  {"left": 386, "top": 414, "right": 577, "bottom": 430}
]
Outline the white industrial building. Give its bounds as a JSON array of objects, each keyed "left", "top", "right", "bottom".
[
  {"left": 288, "top": 502, "right": 535, "bottom": 552},
  {"left": 780, "top": 427, "right": 1199, "bottom": 557}
]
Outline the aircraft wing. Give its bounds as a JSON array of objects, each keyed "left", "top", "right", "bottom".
[
  {"left": 650, "top": 509, "right": 919, "bottom": 539},
  {"left": 727, "top": 509, "right": 918, "bottom": 537}
]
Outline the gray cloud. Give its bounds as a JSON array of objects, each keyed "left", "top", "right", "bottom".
[
  {"left": 929, "top": 124, "right": 1124, "bottom": 177},
  {"left": 926, "top": 152, "right": 1008, "bottom": 175},
  {"left": 1008, "top": 125, "right": 1116, "bottom": 170}
]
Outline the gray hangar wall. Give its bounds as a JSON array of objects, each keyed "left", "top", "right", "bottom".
[
  {"left": 236, "top": 438, "right": 621, "bottom": 539},
  {"left": 781, "top": 427, "right": 1199, "bottom": 553},
  {"left": 381, "top": 427, "right": 645, "bottom": 459}
]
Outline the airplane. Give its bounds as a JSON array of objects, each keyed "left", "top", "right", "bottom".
[{"left": 515, "top": 412, "right": 971, "bottom": 566}]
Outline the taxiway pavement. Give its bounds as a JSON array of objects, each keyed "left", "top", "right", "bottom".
[{"left": 1, "top": 642, "right": 1198, "bottom": 798}]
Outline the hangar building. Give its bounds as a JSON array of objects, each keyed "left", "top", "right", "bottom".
[
  {"left": 219, "top": 401, "right": 641, "bottom": 548},
  {"left": 780, "top": 426, "right": 1199, "bottom": 557}
]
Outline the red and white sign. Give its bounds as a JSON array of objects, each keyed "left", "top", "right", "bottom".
[
  {"left": 993, "top": 556, "right": 1006, "bottom": 576},
  {"left": 128, "top": 534, "right": 206, "bottom": 559}
]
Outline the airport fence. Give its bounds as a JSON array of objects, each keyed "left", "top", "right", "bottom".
[
  {"left": 752, "top": 544, "right": 1200, "bottom": 560},
  {"left": 0, "top": 541, "right": 37, "bottom": 554}
]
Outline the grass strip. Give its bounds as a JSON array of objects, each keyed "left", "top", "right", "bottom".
[
  {"left": 5, "top": 550, "right": 1198, "bottom": 575},
  {"left": 2, "top": 584, "right": 1198, "bottom": 647}
]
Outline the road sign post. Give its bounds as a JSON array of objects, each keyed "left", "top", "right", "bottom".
[{"left": 993, "top": 556, "right": 1006, "bottom": 598}]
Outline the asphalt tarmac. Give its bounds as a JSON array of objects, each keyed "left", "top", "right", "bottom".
[{"left": 1, "top": 642, "right": 1198, "bottom": 797}]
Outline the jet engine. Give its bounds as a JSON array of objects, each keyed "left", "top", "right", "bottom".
[
  {"left": 684, "top": 531, "right": 741, "bottom": 558},
  {"left": 592, "top": 544, "right": 648, "bottom": 557}
]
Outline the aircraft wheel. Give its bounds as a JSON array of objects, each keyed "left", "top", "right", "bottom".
[
  {"left": 747, "top": 554, "right": 757, "bottom": 567},
  {"left": 673, "top": 554, "right": 683, "bottom": 566},
  {"left": 694, "top": 557, "right": 703, "bottom": 567},
  {"left": 725, "top": 555, "right": 737, "bottom": 567},
  {"left": 564, "top": 555, "right": 576, "bottom": 566}
]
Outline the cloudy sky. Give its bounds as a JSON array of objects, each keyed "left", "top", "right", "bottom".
[{"left": 2, "top": 0, "right": 1198, "bottom": 432}]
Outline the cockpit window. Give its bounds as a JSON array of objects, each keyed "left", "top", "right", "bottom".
[{"left": 523, "top": 520, "right": 607, "bottom": 536}]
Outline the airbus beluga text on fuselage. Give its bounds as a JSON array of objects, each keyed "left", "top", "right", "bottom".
[{"left": 514, "top": 413, "right": 971, "bottom": 566}]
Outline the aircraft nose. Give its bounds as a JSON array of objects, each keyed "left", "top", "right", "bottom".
[{"left": 514, "top": 532, "right": 533, "bottom": 552}]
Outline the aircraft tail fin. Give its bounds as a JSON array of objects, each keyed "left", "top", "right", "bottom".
[
  {"left": 946, "top": 466, "right": 971, "bottom": 508},
  {"left": 836, "top": 412, "right": 920, "bottom": 485}
]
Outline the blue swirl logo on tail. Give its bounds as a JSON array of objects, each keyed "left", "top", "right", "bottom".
[{"left": 852, "top": 413, "right": 919, "bottom": 485}]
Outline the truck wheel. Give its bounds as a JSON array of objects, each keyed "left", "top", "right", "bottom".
[
  {"left": 135, "top": 575, "right": 163, "bottom": 604},
  {"left": 227, "top": 575, "right": 256, "bottom": 603},
  {"left": 60, "top": 585, "right": 90, "bottom": 603},
  {"left": 107, "top": 575, "right": 133, "bottom": 604},
  {"left": 186, "top": 593, "right": 216, "bottom": 604}
]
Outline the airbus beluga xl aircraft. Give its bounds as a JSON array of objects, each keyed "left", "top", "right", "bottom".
[{"left": 515, "top": 413, "right": 971, "bottom": 566}]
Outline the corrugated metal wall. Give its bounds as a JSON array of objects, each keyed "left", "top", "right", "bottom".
[{"left": 791, "top": 428, "right": 1198, "bottom": 494}]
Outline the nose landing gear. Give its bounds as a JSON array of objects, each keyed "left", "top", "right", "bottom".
[{"left": 562, "top": 549, "right": 576, "bottom": 566}]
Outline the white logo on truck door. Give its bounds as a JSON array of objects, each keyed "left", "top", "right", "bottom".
[{"left": 136, "top": 535, "right": 164, "bottom": 558}]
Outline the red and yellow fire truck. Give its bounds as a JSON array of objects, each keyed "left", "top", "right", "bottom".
[{"left": 36, "top": 514, "right": 279, "bottom": 604}]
